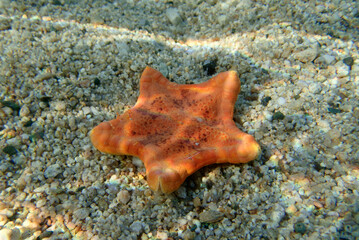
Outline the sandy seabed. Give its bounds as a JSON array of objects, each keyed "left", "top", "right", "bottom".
[{"left": 0, "top": 0, "right": 358, "bottom": 239}]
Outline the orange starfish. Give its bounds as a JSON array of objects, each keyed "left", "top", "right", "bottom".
[{"left": 90, "top": 67, "right": 260, "bottom": 193}]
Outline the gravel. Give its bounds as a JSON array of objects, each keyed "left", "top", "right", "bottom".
[{"left": 0, "top": 0, "right": 358, "bottom": 239}]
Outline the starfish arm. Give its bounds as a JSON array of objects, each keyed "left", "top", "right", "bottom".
[
  {"left": 135, "top": 66, "right": 176, "bottom": 109},
  {"left": 205, "top": 71, "right": 241, "bottom": 122},
  {"left": 144, "top": 129, "right": 260, "bottom": 194},
  {"left": 90, "top": 117, "right": 145, "bottom": 157}
]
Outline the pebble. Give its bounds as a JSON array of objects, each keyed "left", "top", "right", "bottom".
[
  {"left": 130, "top": 220, "right": 143, "bottom": 236},
  {"left": 0, "top": 209, "right": 13, "bottom": 218},
  {"left": 117, "top": 190, "right": 131, "bottom": 204},
  {"left": 277, "top": 97, "right": 286, "bottom": 105},
  {"left": 34, "top": 72, "right": 54, "bottom": 82},
  {"left": 44, "top": 163, "right": 63, "bottom": 178},
  {"left": 294, "top": 222, "right": 306, "bottom": 234},
  {"left": 54, "top": 101, "right": 66, "bottom": 111},
  {"left": 199, "top": 210, "right": 224, "bottom": 223},
  {"left": 193, "top": 197, "right": 201, "bottom": 208},
  {"left": 73, "top": 208, "right": 90, "bottom": 220},
  {"left": 308, "top": 83, "right": 322, "bottom": 94},
  {"left": 322, "top": 54, "right": 336, "bottom": 65},
  {"left": 292, "top": 47, "right": 318, "bottom": 63},
  {"left": 82, "top": 106, "right": 91, "bottom": 115},
  {"left": 0, "top": 214, "right": 8, "bottom": 226},
  {"left": 19, "top": 105, "right": 30, "bottom": 117},
  {"left": 271, "top": 204, "right": 285, "bottom": 228},
  {"left": 0, "top": 228, "right": 21, "bottom": 240},
  {"left": 165, "top": 8, "right": 182, "bottom": 25}
]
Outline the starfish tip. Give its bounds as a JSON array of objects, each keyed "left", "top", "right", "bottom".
[
  {"left": 237, "top": 135, "right": 261, "bottom": 162},
  {"left": 147, "top": 167, "right": 183, "bottom": 194}
]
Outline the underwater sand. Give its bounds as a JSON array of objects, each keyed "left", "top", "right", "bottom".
[{"left": 0, "top": 0, "right": 358, "bottom": 239}]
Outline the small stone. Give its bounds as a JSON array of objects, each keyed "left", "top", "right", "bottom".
[
  {"left": 343, "top": 57, "right": 354, "bottom": 68},
  {"left": 277, "top": 97, "right": 286, "bottom": 105},
  {"left": 266, "top": 155, "right": 279, "bottom": 168},
  {"left": 19, "top": 105, "right": 30, "bottom": 117},
  {"left": 308, "top": 83, "right": 322, "bottom": 94},
  {"left": 293, "top": 47, "right": 318, "bottom": 63},
  {"left": 44, "top": 163, "right": 62, "bottom": 178},
  {"left": 73, "top": 208, "right": 89, "bottom": 220},
  {"left": 325, "top": 196, "right": 337, "bottom": 209},
  {"left": 294, "top": 222, "right": 306, "bottom": 234},
  {"left": 286, "top": 204, "right": 297, "bottom": 214},
  {"left": 34, "top": 72, "right": 54, "bottom": 82},
  {"left": 82, "top": 106, "right": 91, "bottom": 115},
  {"left": 68, "top": 117, "right": 77, "bottom": 130},
  {"left": 29, "top": 132, "right": 44, "bottom": 143},
  {"left": 193, "top": 197, "right": 201, "bottom": 207},
  {"left": 183, "top": 229, "right": 196, "bottom": 240},
  {"left": 0, "top": 228, "right": 21, "bottom": 240},
  {"left": 54, "top": 101, "right": 66, "bottom": 111},
  {"left": 0, "top": 214, "right": 8, "bottom": 226},
  {"left": 156, "top": 232, "right": 168, "bottom": 239},
  {"left": 117, "top": 190, "right": 131, "bottom": 204},
  {"left": 0, "top": 209, "right": 13, "bottom": 218},
  {"left": 165, "top": 8, "right": 182, "bottom": 25},
  {"left": 199, "top": 210, "right": 224, "bottom": 223},
  {"left": 12, "top": 155, "right": 26, "bottom": 165},
  {"left": 328, "top": 107, "right": 341, "bottom": 114},
  {"left": 38, "top": 231, "right": 53, "bottom": 239},
  {"left": 322, "top": 54, "right": 336, "bottom": 65},
  {"left": 261, "top": 96, "right": 271, "bottom": 106},
  {"left": 2, "top": 145, "right": 17, "bottom": 156},
  {"left": 130, "top": 220, "right": 143, "bottom": 236},
  {"left": 270, "top": 209, "right": 284, "bottom": 229},
  {"left": 272, "top": 111, "right": 285, "bottom": 121}
]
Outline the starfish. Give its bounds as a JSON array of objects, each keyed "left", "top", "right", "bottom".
[{"left": 90, "top": 67, "right": 260, "bottom": 193}]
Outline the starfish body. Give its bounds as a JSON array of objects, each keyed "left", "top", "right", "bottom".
[{"left": 90, "top": 67, "right": 260, "bottom": 193}]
